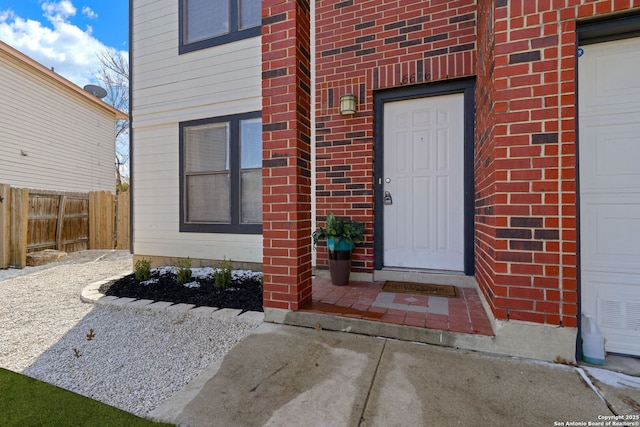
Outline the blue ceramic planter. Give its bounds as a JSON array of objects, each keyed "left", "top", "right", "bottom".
[
  {"left": 327, "top": 238, "right": 353, "bottom": 251},
  {"left": 327, "top": 238, "right": 353, "bottom": 286}
]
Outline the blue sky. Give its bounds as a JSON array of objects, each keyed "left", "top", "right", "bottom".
[{"left": 0, "top": 0, "right": 128, "bottom": 87}]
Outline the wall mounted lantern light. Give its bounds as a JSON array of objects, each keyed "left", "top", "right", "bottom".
[{"left": 340, "top": 94, "right": 357, "bottom": 115}]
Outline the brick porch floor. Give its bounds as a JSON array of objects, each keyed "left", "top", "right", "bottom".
[{"left": 299, "top": 277, "right": 495, "bottom": 336}]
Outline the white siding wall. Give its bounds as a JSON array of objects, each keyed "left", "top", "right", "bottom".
[
  {"left": 0, "top": 51, "right": 116, "bottom": 193},
  {"left": 131, "top": 0, "right": 262, "bottom": 263}
]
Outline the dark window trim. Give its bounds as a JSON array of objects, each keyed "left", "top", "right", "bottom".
[
  {"left": 179, "top": 111, "right": 262, "bottom": 234},
  {"left": 578, "top": 10, "right": 640, "bottom": 44},
  {"left": 178, "top": 0, "right": 261, "bottom": 55},
  {"left": 372, "top": 78, "right": 476, "bottom": 275}
]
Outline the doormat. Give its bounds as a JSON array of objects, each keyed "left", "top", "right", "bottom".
[{"left": 382, "top": 281, "right": 458, "bottom": 298}]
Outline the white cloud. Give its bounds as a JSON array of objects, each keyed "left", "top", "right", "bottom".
[
  {"left": 0, "top": 9, "right": 15, "bottom": 22},
  {"left": 82, "top": 6, "right": 98, "bottom": 20},
  {"left": 0, "top": 1, "right": 116, "bottom": 88},
  {"left": 42, "top": 1, "right": 76, "bottom": 20}
]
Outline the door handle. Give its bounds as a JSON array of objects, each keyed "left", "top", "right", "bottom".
[{"left": 384, "top": 191, "right": 393, "bottom": 205}]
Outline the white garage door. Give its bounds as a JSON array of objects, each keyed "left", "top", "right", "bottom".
[{"left": 579, "top": 37, "right": 640, "bottom": 356}]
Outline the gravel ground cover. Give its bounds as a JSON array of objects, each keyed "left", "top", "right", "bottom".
[{"left": 0, "top": 250, "right": 259, "bottom": 417}]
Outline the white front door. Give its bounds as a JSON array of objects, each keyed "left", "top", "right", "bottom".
[
  {"left": 382, "top": 94, "right": 464, "bottom": 271},
  {"left": 579, "top": 37, "right": 640, "bottom": 356}
]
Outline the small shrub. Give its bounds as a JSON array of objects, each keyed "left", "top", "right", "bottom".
[
  {"left": 176, "top": 258, "right": 192, "bottom": 286},
  {"left": 134, "top": 258, "right": 151, "bottom": 282},
  {"left": 214, "top": 257, "right": 233, "bottom": 289}
]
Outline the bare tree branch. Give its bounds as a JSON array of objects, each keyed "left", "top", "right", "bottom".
[{"left": 94, "top": 48, "right": 129, "bottom": 193}]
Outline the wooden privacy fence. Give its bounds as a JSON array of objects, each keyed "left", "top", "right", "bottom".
[{"left": 0, "top": 184, "right": 130, "bottom": 269}]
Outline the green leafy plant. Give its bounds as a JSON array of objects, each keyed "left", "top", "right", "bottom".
[
  {"left": 134, "top": 258, "right": 151, "bottom": 282},
  {"left": 214, "top": 257, "right": 233, "bottom": 289},
  {"left": 312, "top": 213, "right": 365, "bottom": 249},
  {"left": 176, "top": 258, "right": 193, "bottom": 286}
]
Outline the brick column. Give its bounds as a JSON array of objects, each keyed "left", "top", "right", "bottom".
[
  {"left": 474, "top": 0, "right": 498, "bottom": 321},
  {"left": 261, "top": 0, "right": 312, "bottom": 310}
]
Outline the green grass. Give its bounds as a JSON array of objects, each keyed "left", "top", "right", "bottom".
[{"left": 0, "top": 368, "right": 173, "bottom": 427}]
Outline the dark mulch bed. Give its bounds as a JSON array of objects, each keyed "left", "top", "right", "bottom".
[{"left": 99, "top": 268, "right": 263, "bottom": 313}]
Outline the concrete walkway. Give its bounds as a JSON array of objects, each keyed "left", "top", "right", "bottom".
[{"left": 151, "top": 323, "right": 640, "bottom": 427}]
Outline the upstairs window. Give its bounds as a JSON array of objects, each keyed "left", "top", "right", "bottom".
[
  {"left": 180, "top": 112, "right": 262, "bottom": 234},
  {"left": 179, "top": 0, "right": 261, "bottom": 54}
]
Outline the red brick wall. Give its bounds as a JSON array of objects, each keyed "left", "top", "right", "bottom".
[
  {"left": 263, "top": 0, "right": 640, "bottom": 319},
  {"left": 476, "top": 0, "right": 640, "bottom": 327},
  {"left": 261, "top": 0, "right": 312, "bottom": 310},
  {"left": 475, "top": 1, "right": 498, "bottom": 323},
  {"left": 315, "top": 0, "right": 477, "bottom": 272}
]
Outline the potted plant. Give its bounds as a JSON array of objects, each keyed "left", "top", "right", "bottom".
[{"left": 312, "top": 213, "right": 365, "bottom": 286}]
